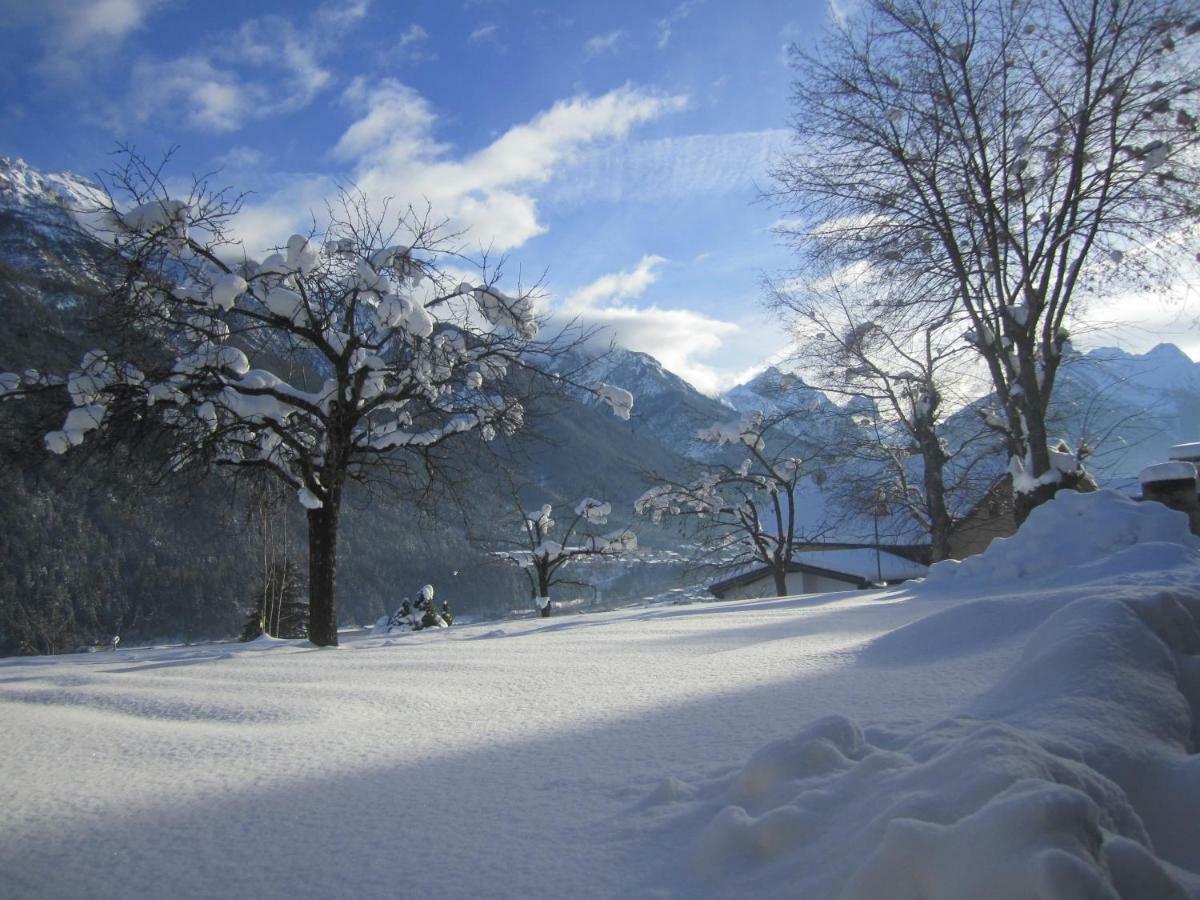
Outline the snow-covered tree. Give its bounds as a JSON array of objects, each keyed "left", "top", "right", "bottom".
[
  {"left": 635, "top": 411, "right": 820, "bottom": 596},
  {"left": 496, "top": 496, "right": 637, "bottom": 617},
  {"left": 773, "top": 0, "right": 1200, "bottom": 523},
  {"left": 0, "top": 151, "right": 624, "bottom": 646}
]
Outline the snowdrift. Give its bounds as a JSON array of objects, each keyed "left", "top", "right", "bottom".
[
  {"left": 646, "top": 491, "right": 1200, "bottom": 898},
  {"left": 925, "top": 488, "right": 1198, "bottom": 585}
]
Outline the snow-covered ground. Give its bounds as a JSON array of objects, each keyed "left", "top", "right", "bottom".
[{"left": 2, "top": 490, "right": 1199, "bottom": 898}]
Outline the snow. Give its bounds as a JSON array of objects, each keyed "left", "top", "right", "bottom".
[
  {"left": 594, "top": 382, "right": 634, "bottom": 420},
  {"left": 263, "top": 286, "right": 307, "bottom": 322},
  {"left": 297, "top": 486, "right": 323, "bottom": 509},
  {"left": 285, "top": 234, "right": 319, "bottom": 275},
  {"left": 473, "top": 285, "right": 538, "bottom": 338},
  {"left": 121, "top": 199, "right": 190, "bottom": 235},
  {"left": 1171, "top": 443, "right": 1200, "bottom": 462},
  {"left": 792, "top": 547, "right": 928, "bottom": 582},
  {"left": 926, "top": 489, "right": 1197, "bottom": 584},
  {"left": 1142, "top": 461, "right": 1198, "bottom": 484},
  {"left": 575, "top": 497, "right": 611, "bottom": 523},
  {"left": 2, "top": 491, "right": 1199, "bottom": 898}
]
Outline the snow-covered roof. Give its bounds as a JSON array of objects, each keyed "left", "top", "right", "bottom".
[
  {"left": 791, "top": 548, "right": 929, "bottom": 582},
  {"left": 710, "top": 547, "right": 928, "bottom": 596},
  {"left": 1168, "top": 442, "right": 1200, "bottom": 462},
  {"left": 1140, "top": 461, "right": 1197, "bottom": 484}
]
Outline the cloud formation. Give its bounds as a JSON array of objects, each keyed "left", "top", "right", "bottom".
[
  {"left": 468, "top": 24, "right": 500, "bottom": 45},
  {"left": 122, "top": 2, "right": 368, "bottom": 132},
  {"left": 0, "top": 0, "right": 165, "bottom": 78},
  {"left": 583, "top": 30, "right": 626, "bottom": 57},
  {"left": 386, "top": 23, "right": 436, "bottom": 65},
  {"left": 325, "top": 81, "right": 688, "bottom": 250},
  {"left": 544, "top": 129, "right": 789, "bottom": 206},
  {"left": 561, "top": 256, "right": 744, "bottom": 395},
  {"left": 657, "top": 0, "right": 702, "bottom": 49}
]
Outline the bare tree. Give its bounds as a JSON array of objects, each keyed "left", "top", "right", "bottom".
[
  {"left": 774, "top": 0, "right": 1200, "bottom": 522},
  {"left": 769, "top": 271, "right": 999, "bottom": 560},
  {"left": 636, "top": 410, "right": 825, "bottom": 596},
  {"left": 1, "top": 149, "right": 623, "bottom": 645},
  {"left": 494, "top": 493, "right": 637, "bottom": 617}
]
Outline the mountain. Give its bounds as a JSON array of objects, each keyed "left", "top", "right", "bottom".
[
  {"left": 1051, "top": 343, "right": 1200, "bottom": 487},
  {"left": 578, "top": 346, "right": 732, "bottom": 460},
  {"left": 723, "top": 366, "right": 837, "bottom": 420},
  {"left": 0, "top": 157, "right": 107, "bottom": 296}
]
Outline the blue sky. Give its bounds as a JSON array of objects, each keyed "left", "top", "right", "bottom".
[
  {"left": 0, "top": 0, "right": 849, "bottom": 393},
  {"left": 3, "top": 1, "right": 1194, "bottom": 392}
]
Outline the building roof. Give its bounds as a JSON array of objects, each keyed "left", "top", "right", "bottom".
[
  {"left": 1168, "top": 442, "right": 1200, "bottom": 462},
  {"left": 791, "top": 548, "right": 929, "bottom": 581},
  {"left": 708, "top": 548, "right": 929, "bottom": 598}
]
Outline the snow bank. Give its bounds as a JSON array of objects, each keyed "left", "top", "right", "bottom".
[
  {"left": 650, "top": 586, "right": 1200, "bottom": 899},
  {"left": 926, "top": 489, "right": 1198, "bottom": 584},
  {"left": 638, "top": 489, "right": 1200, "bottom": 897}
]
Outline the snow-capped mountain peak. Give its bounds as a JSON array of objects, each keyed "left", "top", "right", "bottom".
[{"left": 0, "top": 156, "right": 104, "bottom": 220}]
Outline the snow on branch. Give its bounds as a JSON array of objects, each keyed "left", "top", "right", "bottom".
[{"left": 593, "top": 382, "right": 634, "bottom": 420}]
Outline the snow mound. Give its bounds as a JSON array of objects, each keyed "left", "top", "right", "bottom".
[
  {"left": 927, "top": 489, "right": 1198, "bottom": 585},
  {"left": 650, "top": 588, "right": 1200, "bottom": 898}
]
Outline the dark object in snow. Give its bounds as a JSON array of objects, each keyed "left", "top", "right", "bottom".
[
  {"left": 441, "top": 601, "right": 454, "bottom": 626},
  {"left": 386, "top": 600, "right": 412, "bottom": 630}
]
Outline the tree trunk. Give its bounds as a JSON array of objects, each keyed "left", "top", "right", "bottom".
[
  {"left": 771, "top": 564, "right": 788, "bottom": 597},
  {"left": 537, "top": 568, "right": 552, "bottom": 617},
  {"left": 1012, "top": 394, "right": 1055, "bottom": 528},
  {"left": 917, "top": 426, "right": 952, "bottom": 562},
  {"left": 306, "top": 498, "right": 341, "bottom": 647}
]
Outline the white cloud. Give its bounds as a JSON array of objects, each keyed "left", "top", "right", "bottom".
[
  {"left": 213, "top": 145, "right": 269, "bottom": 171},
  {"left": 559, "top": 255, "right": 750, "bottom": 395},
  {"left": 544, "top": 129, "right": 788, "bottom": 206},
  {"left": 0, "top": 0, "right": 165, "bottom": 77},
  {"left": 323, "top": 82, "right": 687, "bottom": 250},
  {"left": 316, "top": 0, "right": 370, "bottom": 30},
  {"left": 1076, "top": 289, "right": 1200, "bottom": 361},
  {"left": 331, "top": 78, "right": 439, "bottom": 162},
  {"left": 656, "top": 0, "right": 702, "bottom": 49},
  {"left": 469, "top": 24, "right": 499, "bottom": 44},
  {"left": 224, "top": 83, "right": 685, "bottom": 258},
  {"left": 583, "top": 30, "right": 626, "bottom": 57},
  {"left": 62, "top": 0, "right": 158, "bottom": 47},
  {"left": 388, "top": 23, "right": 436, "bottom": 65},
  {"left": 562, "top": 255, "right": 669, "bottom": 312},
  {"left": 826, "top": 0, "right": 864, "bottom": 27},
  {"left": 589, "top": 305, "right": 741, "bottom": 395},
  {"left": 119, "top": 2, "right": 367, "bottom": 132}
]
